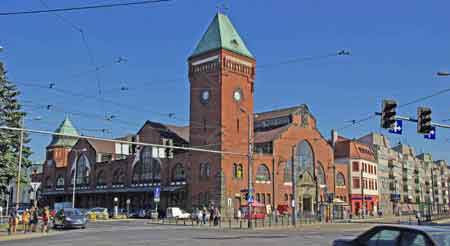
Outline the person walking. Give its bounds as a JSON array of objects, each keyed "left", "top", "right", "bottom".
[
  {"left": 201, "top": 207, "right": 206, "bottom": 225},
  {"left": 8, "top": 208, "right": 17, "bottom": 235},
  {"left": 22, "top": 209, "right": 30, "bottom": 233},
  {"left": 209, "top": 206, "right": 214, "bottom": 226},
  {"left": 30, "top": 207, "right": 38, "bottom": 232},
  {"left": 41, "top": 207, "right": 50, "bottom": 233}
]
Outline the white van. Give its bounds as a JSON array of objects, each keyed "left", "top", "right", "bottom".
[{"left": 166, "top": 207, "right": 190, "bottom": 219}]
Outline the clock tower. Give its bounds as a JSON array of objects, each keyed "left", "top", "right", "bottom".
[{"left": 188, "top": 13, "right": 255, "bottom": 211}]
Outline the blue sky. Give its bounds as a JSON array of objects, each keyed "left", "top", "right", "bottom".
[{"left": 1, "top": 0, "right": 449, "bottom": 163}]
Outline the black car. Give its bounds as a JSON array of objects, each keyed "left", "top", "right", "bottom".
[
  {"left": 53, "top": 208, "right": 87, "bottom": 229},
  {"left": 333, "top": 225, "right": 450, "bottom": 246}
]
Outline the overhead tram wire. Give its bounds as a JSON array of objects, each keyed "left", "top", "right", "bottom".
[
  {"left": 13, "top": 51, "right": 348, "bottom": 131},
  {"left": 336, "top": 85, "right": 450, "bottom": 132},
  {"left": 0, "top": 0, "right": 172, "bottom": 16},
  {"left": 0, "top": 125, "right": 246, "bottom": 157}
]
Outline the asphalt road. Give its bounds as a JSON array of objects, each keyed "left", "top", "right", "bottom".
[
  {"left": 0, "top": 220, "right": 366, "bottom": 246},
  {"left": 6, "top": 220, "right": 448, "bottom": 246}
]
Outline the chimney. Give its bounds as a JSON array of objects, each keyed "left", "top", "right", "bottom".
[{"left": 331, "top": 129, "right": 338, "bottom": 148}]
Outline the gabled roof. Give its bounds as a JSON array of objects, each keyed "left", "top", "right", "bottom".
[
  {"left": 138, "top": 121, "right": 189, "bottom": 144},
  {"left": 191, "top": 13, "right": 253, "bottom": 59},
  {"left": 255, "top": 105, "right": 311, "bottom": 122},
  {"left": 48, "top": 116, "right": 79, "bottom": 148}
]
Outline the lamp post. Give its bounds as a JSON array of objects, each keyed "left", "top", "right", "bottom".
[
  {"left": 239, "top": 107, "right": 253, "bottom": 229},
  {"left": 15, "top": 116, "right": 42, "bottom": 208},
  {"left": 291, "top": 145, "right": 297, "bottom": 226}
]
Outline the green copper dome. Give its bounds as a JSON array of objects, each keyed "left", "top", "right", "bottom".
[
  {"left": 191, "top": 13, "right": 254, "bottom": 59},
  {"left": 48, "top": 116, "right": 79, "bottom": 148}
]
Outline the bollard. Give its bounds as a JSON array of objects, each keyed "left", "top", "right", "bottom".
[
  {"left": 184, "top": 219, "right": 186, "bottom": 226},
  {"left": 240, "top": 219, "right": 242, "bottom": 229},
  {"left": 262, "top": 218, "right": 265, "bottom": 227},
  {"left": 229, "top": 218, "right": 231, "bottom": 229},
  {"left": 282, "top": 215, "right": 284, "bottom": 225},
  {"left": 269, "top": 216, "right": 271, "bottom": 227},
  {"left": 176, "top": 218, "right": 178, "bottom": 225}
]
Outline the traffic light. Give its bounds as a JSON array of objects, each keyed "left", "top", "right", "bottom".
[
  {"left": 417, "top": 107, "right": 432, "bottom": 134},
  {"left": 381, "top": 99, "right": 397, "bottom": 129}
]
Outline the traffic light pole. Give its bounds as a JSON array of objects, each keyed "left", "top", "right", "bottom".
[{"left": 375, "top": 112, "right": 450, "bottom": 129}]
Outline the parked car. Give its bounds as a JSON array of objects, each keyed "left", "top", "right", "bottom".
[
  {"left": 87, "top": 207, "right": 109, "bottom": 217},
  {"left": 146, "top": 209, "right": 158, "bottom": 219},
  {"left": 53, "top": 208, "right": 87, "bottom": 229},
  {"left": 332, "top": 225, "right": 450, "bottom": 246},
  {"left": 166, "top": 207, "right": 190, "bottom": 219}
]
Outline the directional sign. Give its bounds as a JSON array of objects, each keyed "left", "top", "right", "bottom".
[
  {"left": 247, "top": 195, "right": 254, "bottom": 204},
  {"left": 424, "top": 127, "right": 436, "bottom": 140},
  {"left": 154, "top": 187, "right": 161, "bottom": 202},
  {"left": 30, "top": 182, "right": 41, "bottom": 191},
  {"left": 388, "top": 120, "right": 403, "bottom": 135}
]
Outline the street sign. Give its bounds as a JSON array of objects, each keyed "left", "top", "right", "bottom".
[
  {"left": 30, "top": 182, "right": 41, "bottom": 191},
  {"left": 388, "top": 120, "right": 403, "bottom": 135},
  {"left": 424, "top": 127, "right": 436, "bottom": 140},
  {"left": 247, "top": 194, "right": 254, "bottom": 203},
  {"left": 154, "top": 187, "right": 161, "bottom": 202}
]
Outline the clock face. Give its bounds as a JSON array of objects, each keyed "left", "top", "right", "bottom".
[
  {"left": 200, "top": 90, "right": 210, "bottom": 103},
  {"left": 233, "top": 89, "right": 242, "bottom": 102}
]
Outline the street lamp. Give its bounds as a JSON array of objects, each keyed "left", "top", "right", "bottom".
[
  {"left": 239, "top": 107, "right": 253, "bottom": 229},
  {"left": 15, "top": 116, "right": 42, "bottom": 208}
]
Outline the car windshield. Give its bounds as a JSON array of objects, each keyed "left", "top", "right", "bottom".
[
  {"left": 65, "top": 210, "right": 82, "bottom": 216},
  {"left": 429, "top": 232, "right": 450, "bottom": 246}
]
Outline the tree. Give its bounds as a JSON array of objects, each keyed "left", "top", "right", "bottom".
[{"left": 0, "top": 62, "right": 32, "bottom": 203}]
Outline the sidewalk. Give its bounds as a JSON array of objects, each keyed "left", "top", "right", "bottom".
[{"left": 0, "top": 230, "right": 57, "bottom": 242}]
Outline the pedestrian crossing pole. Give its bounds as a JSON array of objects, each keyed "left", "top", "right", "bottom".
[{"left": 15, "top": 118, "right": 25, "bottom": 209}]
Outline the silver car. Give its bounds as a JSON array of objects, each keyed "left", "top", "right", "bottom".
[{"left": 333, "top": 225, "right": 450, "bottom": 246}]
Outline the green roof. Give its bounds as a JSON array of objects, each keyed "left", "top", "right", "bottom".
[
  {"left": 48, "top": 116, "right": 79, "bottom": 148},
  {"left": 191, "top": 13, "right": 254, "bottom": 59}
]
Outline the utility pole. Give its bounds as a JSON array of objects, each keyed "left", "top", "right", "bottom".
[
  {"left": 361, "top": 165, "right": 364, "bottom": 219},
  {"left": 246, "top": 113, "right": 254, "bottom": 229},
  {"left": 291, "top": 145, "right": 296, "bottom": 226},
  {"left": 15, "top": 118, "right": 25, "bottom": 209}
]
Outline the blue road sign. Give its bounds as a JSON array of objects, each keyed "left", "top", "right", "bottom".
[
  {"left": 424, "top": 127, "right": 436, "bottom": 140},
  {"left": 388, "top": 120, "right": 403, "bottom": 135},
  {"left": 247, "top": 195, "right": 254, "bottom": 203},
  {"left": 155, "top": 187, "right": 161, "bottom": 199}
]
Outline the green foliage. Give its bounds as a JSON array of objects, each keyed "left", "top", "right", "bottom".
[{"left": 0, "top": 62, "right": 33, "bottom": 195}]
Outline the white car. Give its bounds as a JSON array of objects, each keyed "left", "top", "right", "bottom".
[{"left": 166, "top": 207, "right": 190, "bottom": 219}]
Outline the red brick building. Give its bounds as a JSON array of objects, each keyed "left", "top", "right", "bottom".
[{"left": 37, "top": 13, "right": 338, "bottom": 218}]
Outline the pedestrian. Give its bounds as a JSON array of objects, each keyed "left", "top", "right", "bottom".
[
  {"left": 236, "top": 208, "right": 241, "bottom": 223},
  {"left": 8, "top": 208, "right": 17, "bottom": 235},
  {"left": 41, "top": 207, "right": 50, "bottom": 233},
  {"left": 213, "top": 207, "right": 220, "bottom": 226},
  {"left": 22, "top": 209, "right": 30, "bottom": 233},
  {"left": 209, "top": 206, "right": 214, "bottom": 226},
  {"left": 30, "top": 207, "right": 39, "bottom": 232},
  {"left": 201, "top": 207, "right": 206, "bottom": 225}
]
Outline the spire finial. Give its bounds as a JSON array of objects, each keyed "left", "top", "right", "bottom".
[{"left": 216, "top": 3, "right": 228, "bottom": 14}]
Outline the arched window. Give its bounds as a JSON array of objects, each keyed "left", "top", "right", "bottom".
[
  {"left": 284, "top": 161, "right": 292, "bottom": 182},
  {"left": 316, "top": 162, "right": 326, "bottom": 186},
  {"left": 237, "top": 164, "right": 243, "bottom": 179},
  {"left": 96, "top": 170, "right": 107, "bottom": 186},
  {"left": 256, "top": 164, "right": 270, "bottom": 182},
  {"left": 132, "top": 147, "right": 161, "bottom": 184},
  {"left": 55, "top": 175, "right": 64, "bottom": 188},
  {"left": 295, "top": 140, "right": 314, "bottom": 176},
  {"left": 336, "top": 172, "right": 345, "bottom": 187},
  {"left": 75, "top": 154, "right": 90, "bottom": 186},
  {"left": 141, "top": 147, "right": 153, "bottom": 182},
  {"left": 132, "top": 161, "right": 142, "bottom": 184},
  {"left": 113, "top": 168, "right": 126, "bottom": 185},
  {"left": 173, "top": 163, "right": 185, "bottom": 181},
  {"left": 45, "top": 176, "right": 52, "bottom": 189},
  {"left": 200, "top": 162, "right": 211, "bottom": 178}
]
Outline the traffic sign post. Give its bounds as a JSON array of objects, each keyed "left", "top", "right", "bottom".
[
  {"left": 154, "top": 187, "right": 161, "bottom": 216},
  {"left": 424, "top": 127, "right": 436, "bottom": 140},
  {"left": 30, "top": 182, "right": 41, "bottom": 207},
  {"left": 388, "top": 120, "right": 403, "bottom": 135}
]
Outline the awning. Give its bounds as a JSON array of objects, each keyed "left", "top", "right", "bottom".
[{"left": 162, "top": 186, "right": 185, "bottom": 192}]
